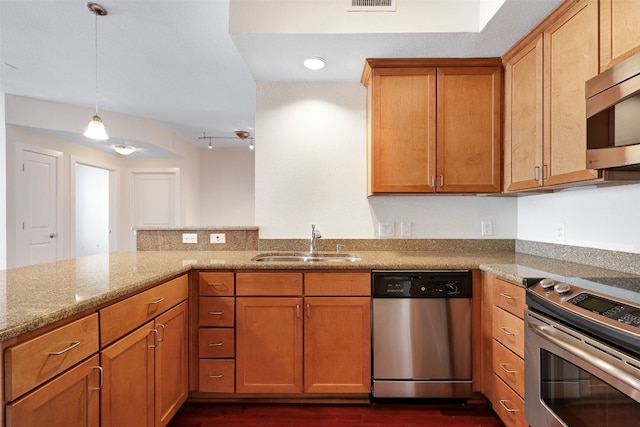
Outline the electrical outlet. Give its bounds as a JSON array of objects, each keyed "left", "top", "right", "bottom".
[
  {"left": 481, "top": 220, "right": 493, "bottom": 236},
  {"left": 182, "top": 233, "right": 197, "bottom": 244},
  {"left": 400, "top": 222, "right": 412, "bottom": 237},
  {"left": 210, "top": 233, "right": 226, "bottom": 244},
  {"left": 378, "top": 222, "right": 395, "bottom": 237},
  {"left": 554, "top": 223, "right": 566, "bottom": 241}
]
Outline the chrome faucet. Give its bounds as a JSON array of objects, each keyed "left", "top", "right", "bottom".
[{"left": 309, "top": 224, "right": 321, "bottom": 255}]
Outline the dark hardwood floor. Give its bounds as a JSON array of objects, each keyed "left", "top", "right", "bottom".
[{"left": 168, "top": 401, "right": 505, "bottom": 427}]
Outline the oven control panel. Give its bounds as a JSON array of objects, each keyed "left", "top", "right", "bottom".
[{"left": 569, "top": 293, "right": 640, "bottom": 328}]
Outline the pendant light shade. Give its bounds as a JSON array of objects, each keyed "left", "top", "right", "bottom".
[
  {"left": 85, "top": 2, "right": 109, "bottom": 140},
  {"left": 84, "top": 114, "right": 109, "bottom": 140}
]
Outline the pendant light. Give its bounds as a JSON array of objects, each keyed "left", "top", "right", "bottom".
[{"left": 84, "top": 2, "right": 109, "bottom": 140}]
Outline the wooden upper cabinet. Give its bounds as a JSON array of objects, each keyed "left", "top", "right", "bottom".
[
  {"left": 504, "top": 35, "right": 544, "bottom": 192},
  {"left": 368, "top": 67, "right": 437, "bottom": 194},
  {"left": 600, "top": 0, "right": 640, "bottom": 71},
  {"left": 436, "top": 67, "right": 502, "bottom": 193},
  {"left": 362, "top": 59, "right": 502, "bottom": 195},
  {"left": 503, "top": 0, "right": 600, "bottom": 192},
  {"left": 544, "top": 0, "right": 599, "bottom": 186}
]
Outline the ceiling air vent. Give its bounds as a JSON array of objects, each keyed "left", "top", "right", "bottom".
[{"left": 347, "top": 0, "right": 396, "bottom": 12}]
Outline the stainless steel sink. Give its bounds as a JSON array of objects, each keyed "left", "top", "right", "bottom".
[{"left": 252, "top": 252, "right": 361, "bottom": 263}]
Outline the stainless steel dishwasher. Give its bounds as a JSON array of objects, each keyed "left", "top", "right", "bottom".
[{"left": 371, "top": 270, "right": 473, "bottom": 398}]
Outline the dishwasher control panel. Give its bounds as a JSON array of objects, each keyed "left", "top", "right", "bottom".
[{"left": 372, "top": 271, "right": 472, "bottom": 298}]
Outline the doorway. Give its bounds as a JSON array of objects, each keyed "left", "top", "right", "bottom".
[{"left": 75, "top": 163, "right": 110, "bottom": 257}]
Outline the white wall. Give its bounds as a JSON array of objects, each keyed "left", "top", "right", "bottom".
[
  {"left": 517, "top": 184, "right": 640, "bottom": 254},
  {"left": 0, "top": 93, "right": 6, "bottom": 270},
  {"left": 255, "top": 82, "right": 517, "bottom": 239},
  {"left": 200, "top": 147, "right": 255, "bottom": 226}
]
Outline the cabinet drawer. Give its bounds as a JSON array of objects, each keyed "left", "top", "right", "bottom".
[
  {"left": 199, "top": 297, "right": 235, "bottom": 327},
  {"left": 198, "top": 272, "right": 234, "bottom": 296},
  {"left": 199, "top": 359, "right": 235, "bottom": 392},
  {"left": 304, "top": 272, "right": 371, "bottom": 296},
  {"left": 199, "top": 329, "right": 235, "bottom": 358},
  {"left": 493, "top": 306, "right": 524, "bottom": 358},
  {"left": 492, "top": 340, "right": 525, "bottom": 398},
  {"left": 236, "top": 272, "right": 303, "bottom": 296},
  {"left": 494, "top": 278, "right": 525, "bottom": 319},
  {"left": 4, "top": 314, "right": 99, "bottom": 401},
  {"left": 493, "top": 375, "right": 527, "bottom": 427},
  {"left": 100, "top": 274, "right": 188, "bottom": 346}
]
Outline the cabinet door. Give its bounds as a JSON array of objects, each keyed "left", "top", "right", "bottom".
[
  {"left": 101, "top": 321, "right": 155, "bottom": 427},
  {"left": 504, "top": 35, "right": 544, "bottom": 192},
  {"left": 436, "top": 67, "right": 502, "bottom": 193},
  {"left": 369, "top": 67, "right": 437, "bottom": 194},
  {"left": 235, "top": 297, "right": 303, "bottom": 393},
  {"left": 543, "top": 0, "right": 599, "bottom": 186},
  {"left": 155, "top": 302, "right": 188, "bottom": 427},
  {"left": 600, "top": 0, "right": 640, "bottom": 70},
  {"left": 303, "top": 297, "right": 371, "bottom": 393},
  {"left": 6, "top": 355, "right": 100, "bottom": 427}
]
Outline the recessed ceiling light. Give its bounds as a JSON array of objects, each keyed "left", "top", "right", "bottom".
[{"left": 303, "top": 57, "right": 326, "bottom": 70}]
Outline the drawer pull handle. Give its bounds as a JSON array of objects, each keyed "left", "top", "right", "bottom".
[
  {"left": 208, "top": 342, "right": 224, "bottom": 347},
  {"left": 208, "top": 282, "right": 224, "bottom": 286},
  {"left": 48, "top": 341, "right": 80, "bottom": 355},
  {"left": 208, "top": 373, "right": 224, "bottom": 379},
  {"left": 499, "top": 363, "right": 517, "bottom": 375},
  {"left": 499, "top": 400, "right": 518, "bottom": 412},
  {"left": 148, "top": 297, "right": 165, "bottom": 305},
  {"left": 208, "top": 311, "right": 224, "bottom": 315},
  {"left": 499, "top": 292, "right": 516, "bottom": 300},
  {"left": 91, "top": 366, "right": 104, "bottom": 391},
  {"left": 499, "top": 327, "right": 515, "bottom": 336}
]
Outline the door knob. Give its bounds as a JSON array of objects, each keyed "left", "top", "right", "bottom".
[{"left": 49, "top": 233, "right": 58, "bottom": 238}]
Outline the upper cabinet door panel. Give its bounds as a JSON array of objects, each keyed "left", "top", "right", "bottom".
[
  {"left": 436, "top": 67, "right": 502, "bottom": 193},
  {"left": 504, "top": 35, "right": 544, "bottom": 192},
  {"left": 600, "top": 0, "right": 640, "bottom": 71},
  {"left": 369, "top": 67, "right": 437, "bottom": 193},
  {"left": 543, "top": 0, "right": 599, "bottom": 186}
]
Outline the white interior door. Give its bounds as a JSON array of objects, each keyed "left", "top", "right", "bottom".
[
  {"left": 132, "top": 170, "right": 179, "bottom": 228},
  {"left": 16, "top": 149, "right": 59, "bottom": 266}
]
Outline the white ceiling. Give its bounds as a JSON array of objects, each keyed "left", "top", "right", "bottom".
[{"left": 0, "top": 0, "right": 562, "bottom": 155}]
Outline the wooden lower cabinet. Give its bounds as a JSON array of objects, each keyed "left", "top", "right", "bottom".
[
  {"left": 101, "top": 301, "right": 188, "bottom": 427},
  {"left": 303, "top": 297, "right": 371, "bottom": 393},
  {"left": 236, "top": 297, "right": 304, "bottom": 393},
  {"left": 155, "top": 302, "right": 189, "bottom": 426},
  {"left": 101, "top": 320, "right": 155, "bottom": 427},
  {"left": 234, "top": 271, "right": 371, "bottom": 396},
  {"left": 5, "top": 355, "right": 101, "bottom": 427},
  {"left": 482, "top": 274, "right": 527, "bottom": 427}
]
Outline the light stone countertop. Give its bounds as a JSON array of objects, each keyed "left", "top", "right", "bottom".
[{"left": 1, "top": 250, "right": 638, "bottom": 343}]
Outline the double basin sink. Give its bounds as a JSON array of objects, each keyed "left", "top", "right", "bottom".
[{"left": 252, "top": 252, "right": 361, "bottom": 263}]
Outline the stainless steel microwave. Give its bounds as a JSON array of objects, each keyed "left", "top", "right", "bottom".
[{"left": 586, "top": 52, "right": 640, "bottom": 170}]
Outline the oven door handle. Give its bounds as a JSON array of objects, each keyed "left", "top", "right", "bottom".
[{"left": 527, "top": 321, "right": 640, "bottom": 392}]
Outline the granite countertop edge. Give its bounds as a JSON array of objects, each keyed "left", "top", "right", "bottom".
[{"left": 1, "top": 250, "right": 637, "bottom": 343}]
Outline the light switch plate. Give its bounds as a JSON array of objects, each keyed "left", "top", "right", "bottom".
[
  {"left": 182, "top": 233, "right": 198, "bottom": 244},
  {"left": 378, "top": 222, "right": 395, "bottom": 237},
  {"left": 210, "top": 233, "right": 226, "bottom": 244}
]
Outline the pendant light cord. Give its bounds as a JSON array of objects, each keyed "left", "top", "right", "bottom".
[{"left": 94, "top": 10, "right": 99, "bottom": 114}]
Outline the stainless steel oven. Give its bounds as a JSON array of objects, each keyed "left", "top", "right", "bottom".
[{"left": 525, "top": 278, "right": 640, "bottom": 427}]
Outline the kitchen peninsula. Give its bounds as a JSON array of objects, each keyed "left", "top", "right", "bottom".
[{"left": 1, "top": 242, "right": 640, "bottom": 426}]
